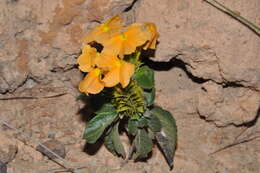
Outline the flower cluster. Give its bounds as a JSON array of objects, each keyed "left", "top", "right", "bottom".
[
  {"left": 77, "top": 15, "right": 177, "bottom": 168},
  {"left": 77, "top": 15, "right": 159, "bottom": 94}
]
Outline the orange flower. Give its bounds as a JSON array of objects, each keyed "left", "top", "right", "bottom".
[
  {"left": 77, "top": 45, "right": 100, "bottom": 72},
  {"left": 100, "top": 23, "right": 151, "bottom": 58},
  {"left": 79, "top": 68, "right": 104, "bottom": 94},
  {"left": 98, "top": 56, "right": 135, "bottom": 88},
  {"left": 82, "top": 15, "right": 122, "bottom": 44},
  {"left": 143, "top": 23, "right": 159, "bottom": 50}
]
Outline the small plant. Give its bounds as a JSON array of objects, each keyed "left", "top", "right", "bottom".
[{"left": 77, "top": 15, "right": 177, "bottom": 168}]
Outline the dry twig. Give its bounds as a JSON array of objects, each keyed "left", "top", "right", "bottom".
[
  {"left": 0, "top": 93, "right": 67, "bottom": 100},
  {"left": 0, "top": 120, "right": 81, "bottom": 173},
  {"left": 204, "top": 0, "right": 260, "bottom": 36},
  {"left": 39, "top": 166, "right": 87, "bottom": 173},
  {"left": 210, "top": 131, "right": 260, "bottom": 155}
]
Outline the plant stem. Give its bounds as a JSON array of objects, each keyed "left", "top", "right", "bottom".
[
  {"left": 132, "top": 49, "right": 142, "bottom": 69},
  {"left": 135, "top": 50, "right": 141, "bottom": 62},
  {"left": 204, "top": 0, "right": 260, "bottom": 35}
]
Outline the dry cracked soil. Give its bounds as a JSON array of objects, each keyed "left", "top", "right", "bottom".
[{"left": 0, "top": 0, "right": 259, "bottom": 173}]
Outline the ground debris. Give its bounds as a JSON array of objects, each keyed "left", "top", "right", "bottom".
[{"left": 36, "top": 139, "right": 66, "bottom": 159}]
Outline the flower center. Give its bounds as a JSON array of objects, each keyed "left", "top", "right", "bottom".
[
  {"left": 115, "top": 59, "right": 122, "bottom": 67},
  {"left": 93, "top": 68, "right": 101, "bottom": 76},
  {"left": 120, "top": 33, "right": 127, "bottom": 40},
  {"left": 102, "top": 25, "right": 110, "bottom": 32}
]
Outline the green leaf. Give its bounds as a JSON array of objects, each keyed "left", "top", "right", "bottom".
[
  {"left": 104, "top": 129, "right": 117, "bottom": 156},
  {"left": 143, "top": 87, "right": 155, "bottom": 106},
  {"left": 95, "top": 103, "right": 115, "bottom": 114},
  {"left": 150, "top": 106, "right": 177, "bottom": 169},
  {"left": 147, "top": 128, "right": 155, "bottom": 140},
  {"left": 104, "top": 122, "right": 126, "bottom": 158},
  {"left": 127, "top": 119, "right": 138, "bottom": 136},
  {"left": 137, "top": 117, "right": 148, "bottom": 128},
  {"left": 145, "top": 111, "right": 162, "bottom": 132},
  {"left": 83, "top": 103, "right": 118, "bottom": 143},
  {"left": 132, "top": 129, "right": 153, "bottom": 160},
  {"left": 133, "top": 65, "right": 154, "bottom": 89}
]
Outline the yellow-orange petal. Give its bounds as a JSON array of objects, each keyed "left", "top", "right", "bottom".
[
  {"left": 77, "top": 45, "right": 97, "bottom": 72},
  {"left": 125, "top": 24, "right": 151, "bottom": 44},
  {"left": 120, "top": 61, "right": 135, "bottom": 88},
  {"left": 101, "top": 35, "right": 123, "bottom": 57},
  {"left": 95, "top": 53, "right": 118, "bottom": 71},
  {"left": 143, "top": 23, "right": 159, "bottom": 50},
  {"left": 122, "top": 24, "right": 151, "bottom": 54},
  {"left": 102, "top": 67, "right": 120, "bottom": 87},
  {"left": 77, "top": 54, "right": 93, "bottom": 72},
  {"left": 79, "top": 68, "right": 104, "bottom": 94},
  {"left": 101, "top": 23, "right": 151, "bottom": 58},
  {"left": 82, "top": 15, "right": 123, "bottom": 44}
]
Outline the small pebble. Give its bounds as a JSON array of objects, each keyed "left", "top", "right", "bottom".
[{"left": 36, "top": 139, "right": 66, "bottom": 159}]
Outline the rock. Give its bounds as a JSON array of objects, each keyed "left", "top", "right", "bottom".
[
  {"left": 1, "top": 0, "right": 134, "bottom": 93},
  {"left": 175, "top": 46, "right": 223, "bottom": 83},
  {"left": 136, "top": 0, "right": 260, "bottom": 90},
  {"left": 16, "top": 141, "right": 43, "bottom": 162},
  {"left": 0, "top": 161, "right": 7, "bottom": 173},
  {"left": 154, "top": 67, "right": 200, "bottom": 116},
  {"left": 86, "top": 0, "right": 134, "bottom": 21},
  {"left": 197, "top": 81, "right": 260, "bottom": 126},
  {"left": 0, "top": 0, "right": 260, "bottom": 172},
  {"left": 135, "top": 0, "right": 260, "bottom": 172},
  {"left": 0, "top": 39, "right": 29, "bottom": 93},
  {"left": 0, "top": 77, "right": 9, "bottom": 94},
  {"left": 0, "top": 133, "right": 18, "bottom": 164},
  {"left": 0, "top": 1, "right": 31, "bottom": 93},
  {"left": 36, "top": 139, "right": 66, "bottom": 159}
]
